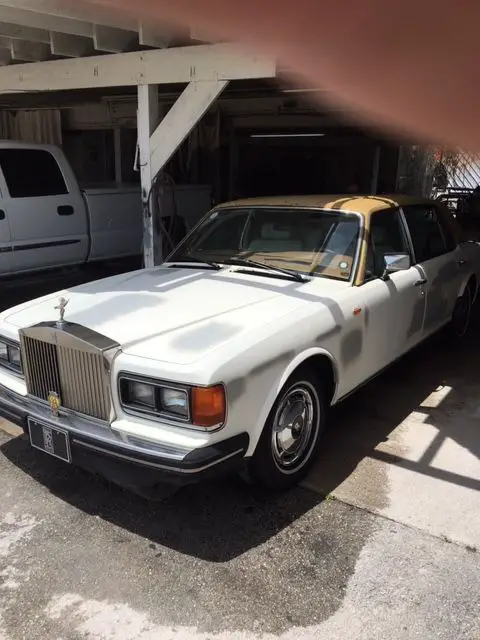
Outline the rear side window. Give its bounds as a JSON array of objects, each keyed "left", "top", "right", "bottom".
[
  {"left": 402, "top": 204, "right": 448, "bottom": 262},
  {"left": 0, "top": 149, "right": 68, "bottom": 198}
]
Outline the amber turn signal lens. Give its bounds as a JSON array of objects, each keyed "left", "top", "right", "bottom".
[{"left": 191, "top": 385, "right": 226, "bottom": 428}]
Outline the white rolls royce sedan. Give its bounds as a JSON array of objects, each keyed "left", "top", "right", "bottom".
[{"left": 0, "top": 194, "right": 478, "bottom": 495}]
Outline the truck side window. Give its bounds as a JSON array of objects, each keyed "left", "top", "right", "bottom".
[{"left": 0, "top": 149, "right": 68, "bottom": 198}]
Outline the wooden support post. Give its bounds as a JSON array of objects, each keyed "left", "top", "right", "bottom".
[
  {"left": 139, "top": 78, "right": 229, "bottom": 267},
  {"left": 137, "top": 84, "right": 159, "bottom": 269}
]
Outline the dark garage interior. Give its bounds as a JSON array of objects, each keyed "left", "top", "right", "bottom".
[{"left": 232, "top": 129, "right": 400, "bottom": 198}]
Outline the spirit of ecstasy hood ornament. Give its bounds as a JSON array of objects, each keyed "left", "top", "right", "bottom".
[{"left": 55, "top": 297, "right": 69, "bottom": 325}]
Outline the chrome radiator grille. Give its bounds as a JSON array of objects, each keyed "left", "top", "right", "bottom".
[{"left": 21, "top": 331, "right": 115, "bottom": 423}]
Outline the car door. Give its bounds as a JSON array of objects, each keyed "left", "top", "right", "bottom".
[
  {"left": 358, "top": 208, "right": 427, "bottom": 379},
  {"left": 0, "top": 146, "right": 88, "bottom": 274},
  {"left": 401, "top": 203, "right": 463, "bottom": 336}
]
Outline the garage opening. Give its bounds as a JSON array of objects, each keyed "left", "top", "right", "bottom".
[{"left": 233, "top": 128, "right": 400, "bottom": 198}]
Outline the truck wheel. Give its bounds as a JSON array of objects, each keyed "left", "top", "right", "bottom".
[
  {"left": 449, "top": 284, "right": 472, "bottom": 338},
  {"left": 248, "top": 367, "right": 326, "bottom": 491}
]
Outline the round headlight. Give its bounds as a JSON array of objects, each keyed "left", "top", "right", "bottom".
[{"left": 159, "top": 388, "right": 189, "bottom": 418}]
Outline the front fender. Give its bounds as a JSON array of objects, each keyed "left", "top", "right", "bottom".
[{"left": 246, "top": 347, "right": 339, "bottom": 456}]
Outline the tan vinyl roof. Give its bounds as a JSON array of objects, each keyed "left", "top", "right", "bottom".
[{"left": 216, "top": 194, "right": 436, "bottom": 218}]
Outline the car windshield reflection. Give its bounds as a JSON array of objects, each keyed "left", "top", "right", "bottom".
[{"left": 169, "top": 207, "right": 361, "bottom": 282}]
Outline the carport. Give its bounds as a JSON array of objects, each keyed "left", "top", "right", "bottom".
[
  {"left": 0, "top": 0, "right": 279, "bottom": 267},
  {"left": 0, "top": 1, "right": 408, "bottom": 269}
]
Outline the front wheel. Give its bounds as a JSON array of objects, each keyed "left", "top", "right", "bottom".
[
  {"left": 247, "top": 367, "right": 326, "bottom": 491},
  {"left": 449, "top": 284, "right": 473, "bottom": 338}
]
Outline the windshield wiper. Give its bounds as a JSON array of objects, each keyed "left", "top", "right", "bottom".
[
  {"left": 224, "top": 257, "right": 307, "bottom": 283},
  {"left": 166, "top": 254, "right": 221, "bottom": 270}
]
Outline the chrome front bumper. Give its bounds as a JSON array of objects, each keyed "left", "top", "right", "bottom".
[{"left": 0, "top": 384, "right": 249, "bottom": 488}]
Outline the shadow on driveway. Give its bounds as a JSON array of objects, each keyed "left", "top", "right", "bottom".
[
  {"left": 1, "top": 433, "right": 325, "bottom": 562},
  {"left": 310, "top": 318, "right": 480, "bottom": 501}
]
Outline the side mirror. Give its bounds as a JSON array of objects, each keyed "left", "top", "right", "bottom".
[{"left": 382, "top": 253, "right": 411, "bottom": 280}]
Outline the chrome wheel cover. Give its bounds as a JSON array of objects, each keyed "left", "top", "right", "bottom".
[{"left": 271, "top": 381, "right": 319, "bottom": 474}]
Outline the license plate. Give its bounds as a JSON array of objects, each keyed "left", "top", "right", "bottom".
[{"left": 28, "top": 418, "right": 71, "bottom": 463}]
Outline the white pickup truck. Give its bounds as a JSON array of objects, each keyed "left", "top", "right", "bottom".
[{"left": 0, "top": 141, "right": 211, "bottom": 277}]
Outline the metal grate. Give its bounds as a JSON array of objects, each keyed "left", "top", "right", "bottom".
[
  {"left": 57, "top": 347, "right": 110, "bottom": 421},
  {"left": 21, "top": 335, "right": 111, "bottom": 422},
  {"left": 21, "top": 337, "right": 61, "bottom": 401}
]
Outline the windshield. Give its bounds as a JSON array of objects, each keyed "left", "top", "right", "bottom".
[{"left": 168, "top": 207, "right": 361, "bottom": 281}]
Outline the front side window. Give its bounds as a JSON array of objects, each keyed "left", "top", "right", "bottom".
[
  {"left": 402, "top": 205, "right": 449, "bottom": 262},
  {"left": 365, "top": 208, "right": 410, "bottom": 279},
  {"left": 0, "top": 149, "right": 68, "bottom": 198},
  {"left": 169, "top": 207, "right": 362, "bottom": 281}
]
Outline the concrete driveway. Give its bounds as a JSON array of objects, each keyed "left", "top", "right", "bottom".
[
  {"left": 304, "top": 324, "right": 480, "bottom": 550},
  {"left": 0, "top": 273, "right": 479, "bottom": 639}
]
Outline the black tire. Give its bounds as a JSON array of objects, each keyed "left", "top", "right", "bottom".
[
  {"left": 247, "top": 366, "right": 326, "bottom": 491},
  {"left": 449, "top": 283, "right": 473, "bottom": 339}
]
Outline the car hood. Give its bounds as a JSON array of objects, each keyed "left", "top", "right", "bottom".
[{"left": 1, "top": 267, "right": 347, "bottom": 364}]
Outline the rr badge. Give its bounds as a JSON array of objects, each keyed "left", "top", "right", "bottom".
[{"left": 48, "top": 391, "right": 61, "bottom": 417}]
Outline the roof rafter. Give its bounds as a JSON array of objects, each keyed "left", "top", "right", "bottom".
[
  {"left": 50, "top": 32, "right": 93, "bottom": 57},
  {"left": 10, "top": 39, "right": 50, "bottom": 62},
  {"left": 93, "top": 24, "right": 135, "bottom": 53},
  {"left": 0, "top": 4, "right": 147, "bottom": 54},
  {"left": 0, "top": 21, "right": 50, "bottom": 43},
  {"left": 0, "top": 0, "right": 134, "bottom": 31}
]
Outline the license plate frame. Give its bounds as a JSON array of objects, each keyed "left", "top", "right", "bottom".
[{"left": 28, "top": 418, "right": 71, "bottom": 464}]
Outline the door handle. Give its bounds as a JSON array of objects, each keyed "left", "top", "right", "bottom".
[
  {"left": 57, "top": 205, "right": 74, "bottom": 216},
  {"left": 457, "top": 258, "right": 468, "bottom": 266},
  {"left": 0, "top": 210, "right": 5, "bottom": 220},
  {"left": 415, "top": 278, "right": 428, "bottom": 287}
]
